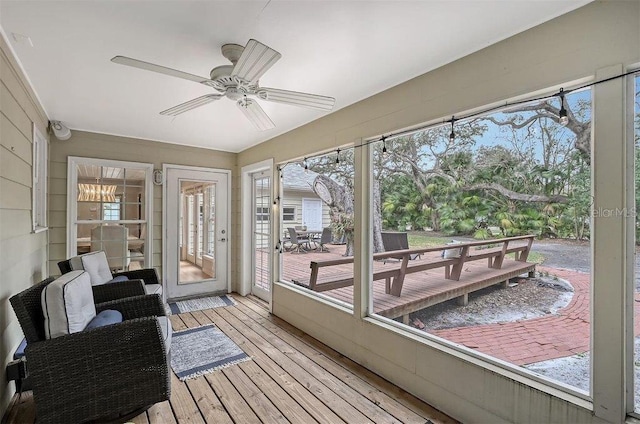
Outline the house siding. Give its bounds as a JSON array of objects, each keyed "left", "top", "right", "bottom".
[
  {"left": 0, "top": 34, "right": 49, "bottom": 416},
  {"left": 281, "top": 190, "right": 331, "bottom": 229}
]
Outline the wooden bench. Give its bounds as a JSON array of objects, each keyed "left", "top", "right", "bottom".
[{"left": 298, "top": 235, "right": 535, "bottom": 298}]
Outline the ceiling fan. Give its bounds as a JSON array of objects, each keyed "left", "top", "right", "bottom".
[{"left": 111, "top": 39, "right": 335, "bottom": 131}]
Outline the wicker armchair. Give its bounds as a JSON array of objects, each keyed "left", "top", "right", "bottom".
[
  {"left": 10, "top": 278, "right": 171, "bottom": 424},
  {"left": 58, "top": 251, "right": 162, "bottom": 303}
]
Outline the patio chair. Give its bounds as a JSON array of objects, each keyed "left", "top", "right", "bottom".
[
  {"left": 10, "top": 273, "right": 171, "bottom": 424},
  {"left": 58, "top": 250, "right": 162, "bottom": 303},
  {"left": 287, "top": 227, "right": 310, "bottom": 253},
  {"left": 318, "top": 227, "right": 332, "bottom": 252},
  {"left": 381, "top": 231, "right": 421, "bottom": 262}
]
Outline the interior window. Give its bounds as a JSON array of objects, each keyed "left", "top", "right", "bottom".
[{"left": 69, "top": 158, "right": 152, "bottom": 271}]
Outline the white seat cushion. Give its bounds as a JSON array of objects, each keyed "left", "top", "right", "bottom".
[
  {"left": 42, "top": 271, "right": 96, "bottom": 339},
  {"left": 69, "top": 251, "right": 113, "bottom": 285},
  {"left": 156, "top": 316, "right": 172, "bottom": 354},
  {"left": 144, "top": 284, "right": 162, "bottom": 296}
]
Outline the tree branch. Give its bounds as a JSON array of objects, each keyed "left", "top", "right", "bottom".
[{"left": 464, "top": 182, "right": 569, "bottom": 203}]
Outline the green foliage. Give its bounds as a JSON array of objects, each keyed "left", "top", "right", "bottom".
[
  {"left": 381, "top": 175, "right": 428, "bottom": 230},
  {"left": 375, "top": 89, "right": 600, "bottom": 241},
  {"left": 330, "top": 212, "right": 354, "bottom": 239}
]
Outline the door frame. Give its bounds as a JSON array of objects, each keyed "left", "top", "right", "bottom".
[
  {"left": 162, "top": 164, "right": 232, "bottom": 299},
  {"left": 241, "top": 159, "right": 274, "bottom": 304}
]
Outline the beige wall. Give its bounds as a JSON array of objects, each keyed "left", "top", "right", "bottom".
[
  {"left": 238, "top": 2, "right": 639, "bottom": 423},
  {"left": 49, "top": 132, "right": 237, "bottom": 286},
  {"left": 0, "top": 35, "right": 49, "bottom": 415}
]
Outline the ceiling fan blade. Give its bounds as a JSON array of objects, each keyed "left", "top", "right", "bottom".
[
  {"left": 257, "top": 88, "right": 335, "bottom": 111},
  {"left": 111, "top": 56, "right": 215, "bottom": 86},
  {"left": 236, "top": 98, "right": 275, "bottom": 131},
  {"left": 160, "top": 94, "right": 222, "bottom": 116},
  {"left": 231, "top": 39, "right": 281, "bottom": 83}
]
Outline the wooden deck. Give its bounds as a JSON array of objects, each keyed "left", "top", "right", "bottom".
[
  {"left": 282, "top": 243, "right": 536, "bottom": 321},
  {"left": 2, "top": 295, "right": 456, "bottom": 424}
]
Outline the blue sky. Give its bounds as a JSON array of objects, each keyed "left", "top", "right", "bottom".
[{"left": 467, "top": 88, "right": 592, "bottom": 163}]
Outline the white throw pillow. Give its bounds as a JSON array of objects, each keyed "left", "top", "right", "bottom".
[
  {"left": 42, "top": 270, "right": 97, "bottom": 339},
  {"left": 69, "top": 251, "right": 113, "bottom": 285}
]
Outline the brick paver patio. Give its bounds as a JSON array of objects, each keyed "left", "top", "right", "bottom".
[{"left": 432, "top": 266, "right": 640, "bottom": 365}]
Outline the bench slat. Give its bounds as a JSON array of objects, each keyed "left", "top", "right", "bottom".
[{"left": 304, "top": 235, "right": 535, "bottom": 297}]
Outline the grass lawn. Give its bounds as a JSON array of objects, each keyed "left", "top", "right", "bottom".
[
  {"left": 406, "top": 233, "right": 451, "bottom": 248},
  {"left": 406, "top": 232, "right": 545, "bottom": 264}
]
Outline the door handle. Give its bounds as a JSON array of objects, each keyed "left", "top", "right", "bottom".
[{"left": 219, "top": 238, "right": 226, "bottom": 242}]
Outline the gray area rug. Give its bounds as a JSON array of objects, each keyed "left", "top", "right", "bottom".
[
  {"left": 168, "top": 295, "right": 235, "bottom": 315},
  {"left": 170, "top": 324, "right": 250, "bottom": 381}
]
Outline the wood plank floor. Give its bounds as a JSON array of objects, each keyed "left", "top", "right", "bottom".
[
  {"left": 3, "top": 295, "right": 457, "bottom": 424},
  {"left": 180, "top": 260, "right": 213, "bottom": 282}
]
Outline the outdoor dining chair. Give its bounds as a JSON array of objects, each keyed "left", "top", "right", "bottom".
[
  {"left": 287, "top": 227, "right": 310, "bottom": 253},
  {"left": 318, "top": 227, "right": 332, "bottom": 252}
]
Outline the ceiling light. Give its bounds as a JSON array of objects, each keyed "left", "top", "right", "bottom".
[{"left": 77, "top": 184, "right": 117, "bottom": 202}]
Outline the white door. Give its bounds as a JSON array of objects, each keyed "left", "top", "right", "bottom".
[
  {"left": 164, "top": 165, "right": 230, "bottom": 300},
  {"left": 252, "top": 172, "right": 271, "bottom": 302},
  {"left": 302, "top": 198, "right": 323, "bottom": 231}
]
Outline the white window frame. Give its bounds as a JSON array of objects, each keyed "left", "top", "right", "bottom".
[
  {"left": 66, "top": 157, "right": 153, "bottom": 267},
  {"left": 32, "top": 124, "right": 48, "bottom": 232},
  {"left": 282, "top": 206, "right": 296, "bottom": 222},
  {"left": 256, "top": 206, "right": 270, "bottom": 222}
]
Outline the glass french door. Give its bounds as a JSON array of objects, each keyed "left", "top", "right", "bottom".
[
  {"left": 252, "top": 172, "right": 271, "bottom": 301},
  {"left": 182, "top": 184, "right": 214, "bottom": 274},
  {"left": 164, "top": 165, "right": 229, "bottom": 300}
]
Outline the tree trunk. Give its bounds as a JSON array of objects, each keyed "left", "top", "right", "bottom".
[
  {"left": 312, "top": 175, "right": 385, "bottom": 256},
  {"left": 313, "top": 175, "right": 355, "bottom": 256},
  {"left": 313, "top": 175, "right": 353, "bottom": 213}
]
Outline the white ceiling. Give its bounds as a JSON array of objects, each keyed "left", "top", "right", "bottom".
[{"left": 0, "top": 1, "right": 591, "bottom": 153}]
